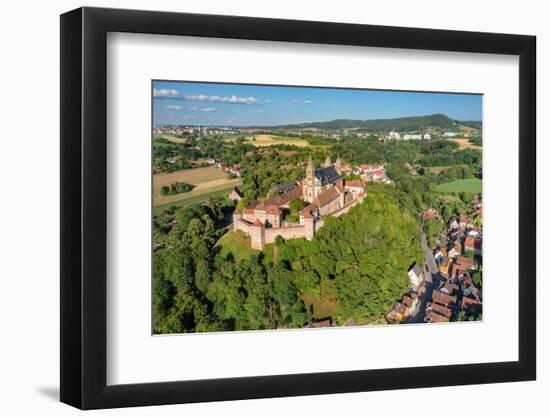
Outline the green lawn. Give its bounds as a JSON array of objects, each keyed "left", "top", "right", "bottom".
[
  {"left": 154, "top": 184, "right": 236, "bottom": 214},
  {"left": 216, "top": 230, "right": 259, "bottom": 263},
  {"left": 436, "top": 178, "right": 482, "bottom": 194}
]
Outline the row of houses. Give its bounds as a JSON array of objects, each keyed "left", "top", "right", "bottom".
[
  {"left": 217, "top": 161, "right": 241, "bottom": 177},
  {"left": 426, "top": 211, "right": 483, "bottom": 323},
  {"left": 387, "top": 263, "right": 425, "bottom": 323},
  {"left": 354, "top": 163, "right": 392, "bottom": 184},
  {"left": 387, "top": 129, "right": 432, "bottom": 140}
]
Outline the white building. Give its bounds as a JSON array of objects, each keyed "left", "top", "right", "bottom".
[
  {"left": 403, "top": 133, "right": 422, "bottom": 140},
  {"left": 443, "top": 132, "right": 458, "bottom": 137},
  {"left": 388, "top": 129, "right": 401, "bottom": 140},
  {"left": 407, "top": 264, "right": 424, "bottom": 289},
  {"left": 423, "top": 133, "right": 431, "bottom": 140}
]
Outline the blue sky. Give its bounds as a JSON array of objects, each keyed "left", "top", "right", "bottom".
[{"left": 153, "top": 81, "right": 482, "bottom": 126}]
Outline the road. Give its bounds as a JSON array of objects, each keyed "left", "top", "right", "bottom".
[{"left": 406, "top": 231, "right": 442, "bottom": 324}]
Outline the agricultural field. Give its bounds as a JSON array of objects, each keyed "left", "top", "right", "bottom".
[
  {"left": 448, "top": 138, "right": 482, "bottom": 150},
  {"left": 153, "top": 166, "right": 242, "bottom": 211},
  {"left": 436, "top": 178, "right": 482, "bottom": 194},
  {"left": 158, "top": 134, "right": 188, "bottom": 144},
  {"left": 247, "top": 134, "right": 311, "bottom": 147}
]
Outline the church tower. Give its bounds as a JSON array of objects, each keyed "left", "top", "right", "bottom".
[
  {"left": 335, "top": 155, "right": 342, "bottom": 175},
  {"left": 304, "top": 155, "right": 315, "bottom": 202},
  {"left": 324, "top": 154, "right": 331, "bottom": 167}
]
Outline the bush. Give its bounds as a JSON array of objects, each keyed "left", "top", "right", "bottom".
[{"left": 160, "top": 181, "right": 194, "bottom": 196}]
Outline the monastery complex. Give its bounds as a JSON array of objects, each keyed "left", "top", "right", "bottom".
[{"left": 233, "top": 155, "right": 367, "bottom": 249}]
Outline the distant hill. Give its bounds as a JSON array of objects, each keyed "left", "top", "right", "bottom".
[
  {"left": 266, "top": 114, "right": 481, "bottom": 132},
  {"left": 458, "top": 120, "right": 483, "bottom": 130}
]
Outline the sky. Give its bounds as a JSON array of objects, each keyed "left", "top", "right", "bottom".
[{"left": 152, "top": 80, "right": 482, "bottom": 127}]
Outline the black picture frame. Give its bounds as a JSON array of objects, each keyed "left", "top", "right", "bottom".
[{"left": 60, "top": 6, "right": 536, "bottom": 410}]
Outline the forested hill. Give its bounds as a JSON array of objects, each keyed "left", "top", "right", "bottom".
[
  {"left": 266, "top": 113, "right": 479, "bottom": 131},
  {"left": 152, "top": 183, "right": 424, "bottom": 333}
]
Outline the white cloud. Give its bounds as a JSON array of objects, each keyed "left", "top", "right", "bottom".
[
  {"left": 303, "top": 100, "right": 313, "bottom": 104},
  {"left": 187, "top": 107, "right": 216, "bottom": 112},
  {"left": 154, "top": 89, "right": 259, "bottom": 105},
  {"left": 164, "top": 105, "right": 182, "bottom": 110},
  {"left": 264, "top": 99, "right": 272, "bottom": 104},
  {"left": 291, "top": 99, "right": 313, "bottom": 104},
  {"left": 291, "top": 99, "right": 300, "bottom": 104},
  {"left": 252, "top": 109, "right": 266, "bottom": 113},
  {"left": 184, "top": 94, "right": 258, "bottom": 105},
  {"left": 153, "top": 88, "right": 180, "bottom": 98}
]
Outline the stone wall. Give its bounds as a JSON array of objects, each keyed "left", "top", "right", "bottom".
[
  {"left": 234, "top": 218, "right": 252, "bottom": 234},
  {"left": 331, "top": 196, "right": 363, "bottom": 218},
  {"left": 264, "top": 225, "right": 309, "bottom": 244}
]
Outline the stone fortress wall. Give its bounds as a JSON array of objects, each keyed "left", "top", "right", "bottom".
[
  {"left": 234, "top": 212, "right": 320, "bottom": 250},
  {"left": 233, "top": 198, "right": 363, "bottom": 250}
]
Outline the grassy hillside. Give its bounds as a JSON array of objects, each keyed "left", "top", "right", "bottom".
[{"left": 436, "top": 178, "right": 482, "bottom": 193}]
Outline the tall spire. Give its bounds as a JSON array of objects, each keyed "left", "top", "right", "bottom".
[
  {"left": 324, "top": 153, "right": 331, "bottom": 167},
  {"left": 306, "top": 155, "right": 314, "bottom": 178},
  {"left": 335, "top": 155, "right": 342, "bottom": 175}
]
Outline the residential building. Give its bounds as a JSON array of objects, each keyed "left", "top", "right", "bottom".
[
  {"left": 407, "top": 263, "right": 424, "bottom": 289},
  {"left": 228, "top": 187, "right": 243, "bottom": 204}
]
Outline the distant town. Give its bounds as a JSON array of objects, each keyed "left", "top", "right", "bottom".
[{"left": 152, "top": 82, "right": 482, "bottom": 333}]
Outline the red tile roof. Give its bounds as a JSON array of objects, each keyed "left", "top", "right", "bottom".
[
  {"left": 461, "top": 296, "right": 482, "bottom": 312},
  {"left": 312, "top": 187, "right": 341, "bottom": 208},
  {"left": 344, "top": 179, "right": 364, "bottom": 188},
  {"left": 426, "top": 311, "right": 449, "bottom": 323},
  {"left": 430, "top": 302, "right": 452, "bottom": 318},
  {"left": 432, "top": 290, "right": 457, "bottom": 307},
  {"left": 402, "top": 295, "right": 415, "bottom": 308}
]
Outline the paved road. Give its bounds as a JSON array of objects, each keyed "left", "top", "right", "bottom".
[{"left": 406, "top": 231, "right": 442, "bottom": 324}]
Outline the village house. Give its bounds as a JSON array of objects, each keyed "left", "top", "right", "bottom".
[
  {"left": 425, "top": 311, "right": 449, "bottom": 323},
  {"left": 467, "top": 227, "right": 482, "bottom": 238},
  {"left": 434, "top": 245, "right": 447, "bottom": 261},
  {"left": 431, "top": 290, "right": 457, "bottom": 308},
  {"left": 439, "top": 281, "right": 459, "bottom": 296},
  {"left": 357, "top": 163, "right": 392, "bottom": 184},
  {"left": 464, "top": 235, "right": 482, "bottom": 254},
  {"left": 228, "top": 187, "right": 243, "bottom": 204},
  {"left": 449, "top": 217, "right": 459, "bottom": 231},
  {"left": 448, "top": 239, "right": 463, "bottom": 259},
  {"left": 387, "top": 302, "right": 409, "bottom": 323},
  {"left": 229, "top": 163, "right": 241, "bottom": 177},
  {"left": 461, "top": 295, "right": 482, "bottom": 313},
  {"left": 450, "top": 255, "right": 475, "bottom": 279},
  {"left": 438, "top": 256, "right": 450, "bottom": 276},
  {"left": 402, "top": 292, "right": 419, "bottom": 314},
  {"left": 407, "top": 263, "right": 424, "bottom": 289},
  {"left": 427, "top": 302, "right": 453, "bottom": 319}
]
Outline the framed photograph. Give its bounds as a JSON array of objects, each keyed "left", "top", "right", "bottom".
[{"left": 60, "top": 6, "right": 536, "bottom": 410}]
